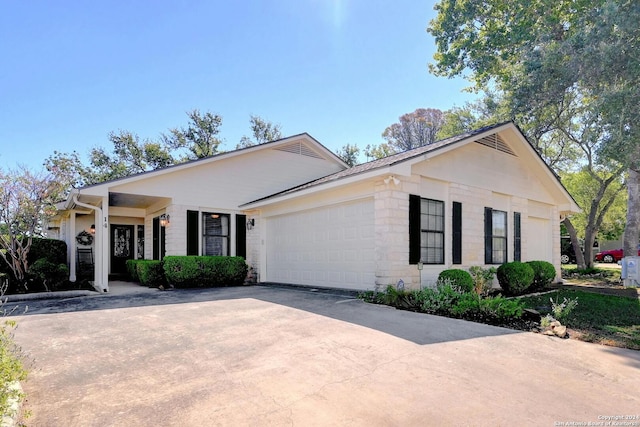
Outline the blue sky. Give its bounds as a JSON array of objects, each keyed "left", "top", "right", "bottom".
[{"left": 0, "top": 0, "right": 476, "bottom": 170}]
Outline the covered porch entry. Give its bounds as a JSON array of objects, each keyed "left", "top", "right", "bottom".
[{"left": 60, "top": 190, "right": 171, "bottom": 292}]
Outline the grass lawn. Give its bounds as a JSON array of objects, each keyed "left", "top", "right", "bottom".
[{"left": 518, "top": 289, "right": 640, "bottom": 350}]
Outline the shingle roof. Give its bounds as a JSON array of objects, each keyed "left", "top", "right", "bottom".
[{"left": 243, "top": 122, "right": 511, "bottom": 206}]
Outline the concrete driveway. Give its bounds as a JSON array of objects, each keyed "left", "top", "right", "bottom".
[{"left": 7, "top": 284, "right": 640, "bottom": 426}]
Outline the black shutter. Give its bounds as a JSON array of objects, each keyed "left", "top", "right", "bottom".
[
  {"left": 186, "top": 210, "right": 199, "bottom": 256},
  {"left": 409, "top": 194, "right": 421, "bottom": 264},
  {"left": 160, "top": 224, "right": 166, "bottom": 260},
  {"left": 152, "top": 217, "right": 160, "bottom": 260},
  {"left": 452, "top": 202, "right": 462, "bottom": 264},
  {"left": 514, "top": 212, "right": 521, "bottom": 262},
  {"left": 236, "top": 214, "right": 247, "bottom": 259},
  {"left": 484, "top": 207, "right": 493, "bottom": 264}
]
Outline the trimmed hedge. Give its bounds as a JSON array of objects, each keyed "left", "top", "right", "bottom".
[
  {"left": 125, "top": 259, "right": 165, "bottom": 287},
  {"left": 125, "top": 259, "right": 142, "bottom": 282},
  {"left": 163, "top": 256, "right": 248, "bottom": 288},
  {"left": 526, "top": 261, "right": 556, "bottom": 291},
  {"left": 497, "top": 261, "right": 534, "bottom": 296},
  {"left": 438, "top": 269, "right": 474, "bottom": 293},
  {"left": 28, "top": 237, "right": 67, "bottom": 265},
  {"left": 136, "top": 261, "right": 165, "bottom": 287}
]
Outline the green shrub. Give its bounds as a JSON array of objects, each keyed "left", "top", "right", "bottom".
[
  {"left": 437, "top": 269, "right": 474, "bottom": 293},
  {"left": 359, "top": 281, "right": 525, "bottom": 325},
  {"left": 497, "top": 262, "right": 534, "bottom": 296},
  {"left": 0, "top": 319, "right": 27, "bottom": 420},
  {"left": 28, "top": 259, "right": 69, "bottom": 291},
  {"left": 526, "top": 261, "right": 556, "bottom": 291},
  {"left": 163, "top": 256, "right": 248, "bottom": 288},
  {"left": 28, "top": 237, "right": 67, "bottom": 265},
  {"left": 135, "top": 261, "right": 165, "bottom": 287},
  {"left": 125, "top": 259, "right": 143, "bottom": 282},
  {"left": 468, "top": 266, "right": 496, "bottom": 296},
  {"left": 414, "top": 282, "right": 467, "bottom": 315},
  {"left": 478, "top": 296, "right": 524, "bottom": 322}
]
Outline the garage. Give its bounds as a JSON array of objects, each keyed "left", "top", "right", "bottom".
[{"left": 265, "top": 198, "right": 376, "bottom": 290}]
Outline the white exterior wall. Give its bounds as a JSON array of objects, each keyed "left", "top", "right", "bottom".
[
  {"left": 255, "top": 136, "right": 567, "bottom": 291},
  {"left": 110, "top": 148, "right": 344, "bottom": 209}
]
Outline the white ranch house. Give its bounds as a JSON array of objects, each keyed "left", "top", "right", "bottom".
[{"left": 51, "top": 122, "right": 580, "bottom": 292}]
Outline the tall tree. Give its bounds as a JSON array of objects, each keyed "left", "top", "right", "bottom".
[
  {"left": 382, "top": 108, "right": 444, "bottom": 152},
  {"left": 429, "top": 0, "right": 640, "bottom": 266},
  {"left": 46, "top": 131, "right": 175, "bottom": 186},
  {"left": 164, "top": 109, "right": 224, "bottom": 160},
  {"left": 0, "top": 167, "right": 64, "bottom": 290},
  {"left": 336, "top": 144, "right": 360, "bottom": 167},
  {"left": 364, "top": 142, "right": 395, "bottom": 161},
  {"left": 237, "top": 115, "right": 283, "bottom": 149}
]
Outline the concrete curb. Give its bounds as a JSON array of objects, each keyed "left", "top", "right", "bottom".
[
  {"left": 260, "top": 282, "right": 360, "bottom": 298},
  {"left": 4, "top": 290, "right": 97, "bottom": 303}
]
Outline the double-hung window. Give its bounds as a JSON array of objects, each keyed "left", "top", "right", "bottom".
[
  {"left": 484, "top": 208, "right": 507, "bottom": 264},
  {"left": 203, "top": 213, "right": 230, "bottom": 256},
  {"left": 409, "top": 195, "right": 444, "bottom": 264}
]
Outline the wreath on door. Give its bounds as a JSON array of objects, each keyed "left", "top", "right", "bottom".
[{"left": 76, "top": 231, "right": 94, "bottom": 246}]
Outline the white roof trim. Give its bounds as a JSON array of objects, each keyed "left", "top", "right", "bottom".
[{"left": 76, "top": 133, "right": 348, "bottom": 195}]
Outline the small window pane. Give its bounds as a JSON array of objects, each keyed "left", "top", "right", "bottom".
[
  {"left": 419, "top": 198, "right": 444, "bottom": 264},
  {"left": 493, "top": 211, "right": 506, "bottom": 237},
  {"left": 202, "top": 213, "right": 230, "bottom": 256}
]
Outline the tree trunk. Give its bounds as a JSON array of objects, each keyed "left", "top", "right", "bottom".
[
  {"left": 623, "top": 168, "right": 640, "bottom": 278},
  {"left": 563, "top": 218, "right": 586, "bottom": 270}
]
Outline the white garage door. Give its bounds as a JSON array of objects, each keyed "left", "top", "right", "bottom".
[{"left": 266, "top": 199, "right": 376, "bottom": 290}]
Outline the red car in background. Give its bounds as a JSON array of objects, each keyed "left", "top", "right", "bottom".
[{"left": 594, "top": 248, "right": 640, "bottom": 263}]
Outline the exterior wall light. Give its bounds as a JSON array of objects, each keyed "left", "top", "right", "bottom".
[
  {"left": 246, "top": 218, "right": 255, "bottom": 230},
  {"left": 384, "top": 175, "right": 400, "bottom": 185},
  {"left": 160, "top": 214, "right": 170, "bottom": 227},
  {"left": 90, "top": 224, "right": 96, "bottom": 234}
]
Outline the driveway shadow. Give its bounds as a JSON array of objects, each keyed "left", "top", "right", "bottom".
[{"left": 4, "top": 284, "right": 521, "bottom": 345}]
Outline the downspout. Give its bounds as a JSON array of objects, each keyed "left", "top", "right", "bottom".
[{"left": 72, "top": 193, "right": 106, "bottom": 292}]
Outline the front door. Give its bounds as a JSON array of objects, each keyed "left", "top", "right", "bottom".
[{"left": 111, "top": 225, "right": 134, "bottom": 275}]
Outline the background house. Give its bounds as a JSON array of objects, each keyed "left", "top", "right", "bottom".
[{"left": 51, "top": 122, "right": 580, "bottom": 292}]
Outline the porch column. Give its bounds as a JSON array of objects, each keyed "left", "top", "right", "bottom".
[
  {"left": 69, "top": 212, "right": 77, "bottom": 282},
  {"left": 98, "top": 197, "right": 110, "bottom": 292}
]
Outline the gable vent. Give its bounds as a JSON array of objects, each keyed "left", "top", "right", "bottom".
[
  {"left": 475, "top": 133, "right": 516, "bottom": 156},
  {"left": 274, "top": 141, "right": 325, "bottom": 160}
]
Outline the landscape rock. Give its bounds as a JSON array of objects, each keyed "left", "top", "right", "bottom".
[{"left": 553, "top": 325, "right": 568, "bottom": 338}]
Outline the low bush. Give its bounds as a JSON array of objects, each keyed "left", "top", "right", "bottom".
[
  {"left": 468, "top": 266, "right": 496, "bottom": 296},
  {"left": 163, "top": 256, "right": 248, "bottom": 288},
  {"left": 136, "top": 261, "right": 165, "bottom": 287},
  {"left": 28, "top": 259, "right": 69, "bottom": 291},
  {"left": 125, "top": 259, "right": 142, "bottom": 282},
  {"left": 359, "top": 282, "right": 524, "bottom": 325},
  {"left": 526, "top": 261, "right": 556, "bottom": 291},
  {"left": 497, "top": 261, "right": 534, "bottom": 296},
  {"left": 437, "top": 269, "right": 474, "bottom": 293},
  {"left": 414, "top": 281, "right": 467, "bottom": 315}
]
